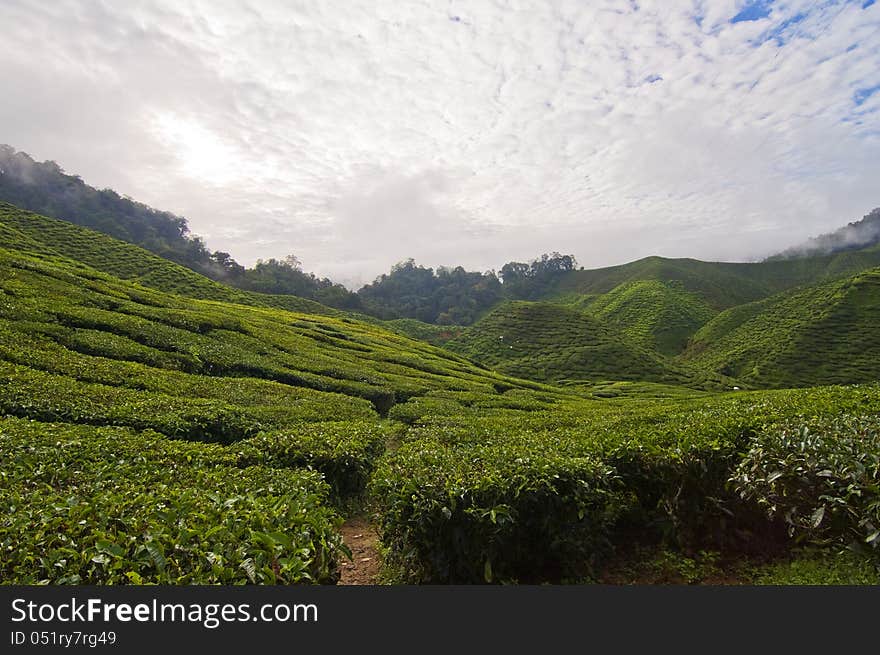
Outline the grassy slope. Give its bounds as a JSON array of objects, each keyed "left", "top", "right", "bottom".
[
  {"left": 683, "top": 268, "right": 880, "bottom": 387},
  {"left": 0, "top": 202, "right": 337, "bottom": 316},
  {"left": 384, "top": 318, "right": 465, "bottom": 346},
  {"left": 449, "top": 249, "right": 880, "bottom": 386},
  {"left": 547, "top": 250, "right": 880, "bottom": 310},
  {"left": 445, "top": 300, "right": 715, "bottom": 387},
  {"left": 575, "top": 279, "right": 716, "bottom": 355},
  {"left": 0, "top": 250, "right": 552, "bottom": 411},
  {"left": 0, "top": 204, "right": 564, "bottom": 421}
]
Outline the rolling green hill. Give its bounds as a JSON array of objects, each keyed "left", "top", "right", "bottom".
[
  {"left": 441, "top": 253, "right": 880, "bottom": 390},
  {"left": 0, "top": 201, "right": 340, "bottom": 316},
  {"left": 683, "top": 267, "right": 880, "bottom": 387},
  {"left": 576, "top": 279, "right": 716, "bottom": 355},
  {"left": 546, "top": 249, "right": 880, "bottom": 311},
  {"left": 0, "top": 254, "right": 552, "bottom": 417},
  {"left": 445, "top": 300, "right": 714, "bottom": 387}
]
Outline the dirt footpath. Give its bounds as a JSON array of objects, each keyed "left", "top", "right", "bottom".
[{"left": 339, "top": 516, "right": 381, "bottom": 585}]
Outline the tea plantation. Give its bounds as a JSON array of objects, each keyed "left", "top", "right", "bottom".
[{"left": 1, "top": 205, "right": 879, "bottom": 584}]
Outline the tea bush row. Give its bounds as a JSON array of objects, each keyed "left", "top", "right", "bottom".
[
  {"left": 0, "top": 418, "right": 345, "bottom": 584},
  {"left": 372, "top": 384, "right": 880, "bottom": 582},
  {"left": 732, "top": 414, "right": 880, "bottom": 554}
]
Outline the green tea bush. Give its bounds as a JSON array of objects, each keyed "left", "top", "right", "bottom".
[
  {"left": 0, "top": 326, "right": 377, "bottom": 423},
  {"left": 373, "top": 385, "right": 880, "bottom": 582},
  {"left": 732, "top": 414, "right": 880, "bottom": 553},
  {"left": 0, "top": 246, "right": 544, "bottom": 411},
  {"left": 0, "top": 418, "right": 344, "bottom": 584},
  {"left": 0, "top": 362, "right": 259, "bottom": 442},
  {"left": 753, "top": 549, "right": 880, "bottom": 585},
  {"left": 371, "top": 435, "right": 626, "bottom": 583},
  {"left": 236, "top": 421, "right": 393, "bottom": 499}
]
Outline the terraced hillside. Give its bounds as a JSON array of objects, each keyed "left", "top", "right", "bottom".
[
  {"left": 448, "top": 250, "right": 880, "bottom": 389},
  {"left": 684, "top": 268, "right": 880, "bottom": 387},
  {"left": 1, "top": 203, "right": 878, "bottom": 585},
  {"left": 0, "top": 209, "right": 573, "bottom": 584},
  {"left": 576, "top": 280, "right": 716, "bottom": 355},
  {"left": 0, "top": 202, "right": 336, "bottom": 316},
  {"left": 546, "top": 250, "right": 880, "bottom": 310},
  {"left": 445, "top": 300, "right": 715, "bottom": 387},
  {"left": 0, "top": 252, "right": 554, "bottom": 414}
]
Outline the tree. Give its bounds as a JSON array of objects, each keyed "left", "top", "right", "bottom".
[{"left": 499, "top": 252, "right": 578, "bottom": 299}]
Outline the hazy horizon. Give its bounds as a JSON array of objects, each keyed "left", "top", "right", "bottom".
[{"left": 2, "top": 0, "right": 878, "bottom": 288}]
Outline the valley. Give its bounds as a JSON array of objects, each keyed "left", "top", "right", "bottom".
[{"left": 1, "top": 201, "right": 878, "bottom": 584}]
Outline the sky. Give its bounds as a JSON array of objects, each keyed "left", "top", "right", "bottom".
[{"left": 1, "top": 0, "right": 878, "bottom": 288}]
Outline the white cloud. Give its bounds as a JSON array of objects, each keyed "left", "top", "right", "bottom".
[{"left": 0, "top": 0, "right": 878, "bottom": 284}]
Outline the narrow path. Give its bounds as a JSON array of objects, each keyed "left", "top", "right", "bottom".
[{"left": 339, "top": 516, "right": 381, "bottom": 585}]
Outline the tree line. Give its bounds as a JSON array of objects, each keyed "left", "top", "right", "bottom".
[{"left": 0, "top": 145, "right": 578, "bottom": 323}]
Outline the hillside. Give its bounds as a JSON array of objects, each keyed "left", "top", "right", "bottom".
[
  {"left": 0, "top": 145, "right": 237, "bottom": 278},
  {"left": 445, "top": 300, "right": 714, "bottom": 387},
  {"left": 683, "top": 268, "right": 880, "bottom": 387},
  {"left": 543, "top": 250, "right": 880, "bottom": 311},
  {"left": 769, "top": 207, "right": 880, "bottom": 260},
  {"left": 576, "top": 279, "right": 716, "bottom": 355},
  {"left": 446, "top": 255, "right": 880, "bottom": 389},
  {"left": 0, "top": 147, "right": 359, "bottom": 308},
  {"left": 0, "top": 255, "right": 551, "bottom": 415},
  {"left": 0, "top": 202, "right": 338, "bottom": 316}
]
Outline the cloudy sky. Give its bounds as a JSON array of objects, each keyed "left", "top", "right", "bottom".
[{"left": 1, "top": 0, "right": 878, "bottom": 286}]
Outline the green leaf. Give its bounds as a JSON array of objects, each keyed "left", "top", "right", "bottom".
[
  {"left": 251, "top": 531, "right": 277, "bottom": 551},
  {"left": 144, "top": 541, "right": 167, "bottom": 572},
  {"left": 95, "top": 540, "right": 125, "bottom": 557},
  {"left": 240, "top": 558, "right": 257, "bottom": 583},
  {"left": 810, "top": 506, "right": 825, "bottom": 529}
]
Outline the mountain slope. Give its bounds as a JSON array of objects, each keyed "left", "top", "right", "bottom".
[
  {"left": 545, "top": 249, "right": 880, "bottom": 312},
  {"left": 0, "top": 204, "right": 567, "bottom": 414},
  {"left": 683, "top": 268, "right": 880, "bottom": 387},
  {"left": 769, "top": 207, "right": 880, "bottom": 260},
  {"left": 445, "top": 301, "right": 714, "bottom": 386},
  {"left": 576, "top": 279, "right": 716, "bottom": 355},
  {"left": 0, "top": 147, "right": 359, "bottom": 308},
  {"left": 0, "top": 201, "right": 337, "bottom": 315}
]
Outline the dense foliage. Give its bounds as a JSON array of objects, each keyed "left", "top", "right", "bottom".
[
  {"left": 3, "top": 201, "right": 880, "bottom": 586},
  {"left": 373, "top": 385, "right": 880, "bottom": 582},
  {"left": 356, "top": 253, "right": 580, "bottom": 325},
  {"left": 0, "top": 419, "right": 344, "bottom": 584},
  {"left": 498, "top": 252, "right": 578, "bottom": 299},
  {"left": 236, "top": 421, "right": 398, "bottom": 500},
  {"left": 357, "top": 259, "right": 503, "bottom": 325},
  {"left": 732, "top": 414, "right": 880, "bottom": 551}
]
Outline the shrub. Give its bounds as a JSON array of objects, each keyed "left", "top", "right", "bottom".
[
  {"left": 0, "top": 418, "right": 345, "bottom": 584},
  {"left": 235, "top": 421, "right": 393, "bottom": 499},
  {"left": 371, "top": 436, "right": 626, "bottom": 583},
  {"left": 732, "top": 414, "right": 880, "bottom": 553}
]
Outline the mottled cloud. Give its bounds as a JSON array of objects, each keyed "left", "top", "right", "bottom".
[{"left": 1, "top": 0, "right": 878, "bottom": 286}]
